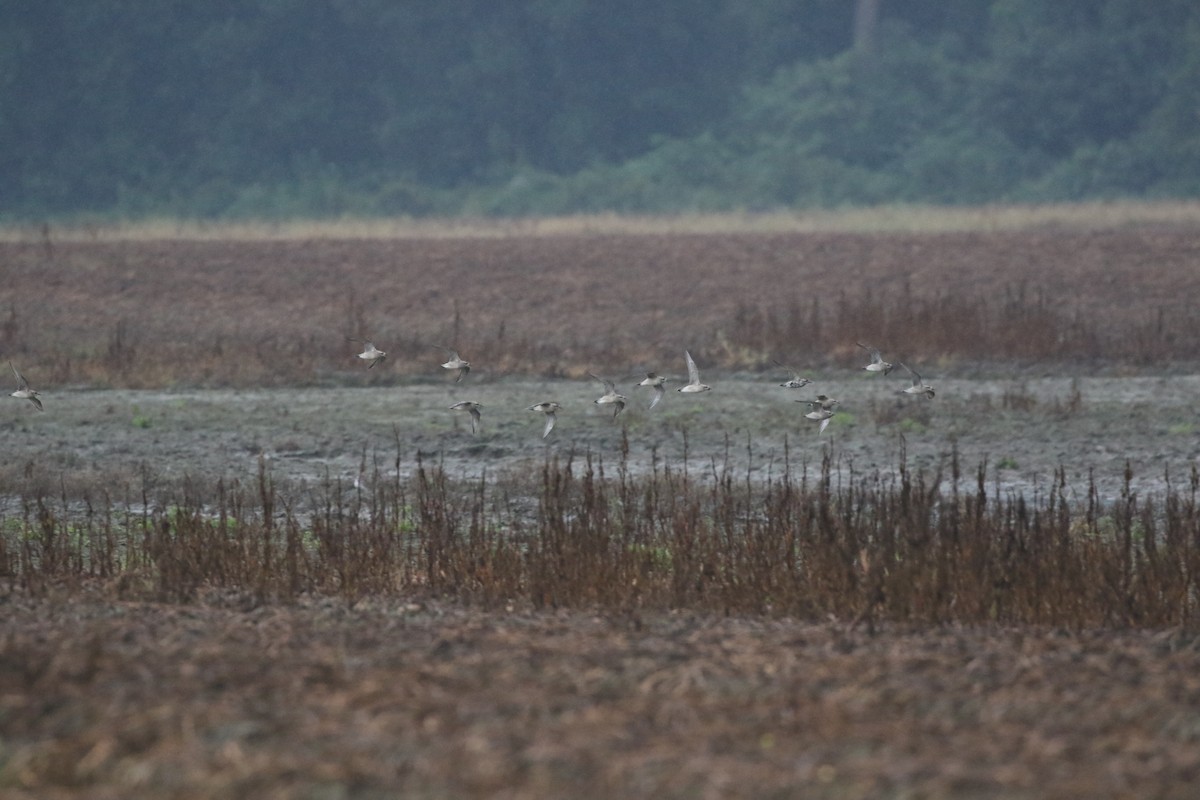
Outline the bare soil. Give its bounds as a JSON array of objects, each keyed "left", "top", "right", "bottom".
[{"left": 3, "top": 594, "right": 1199, "bottom": 799}]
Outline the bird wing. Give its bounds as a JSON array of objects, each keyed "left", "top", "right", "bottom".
[
  {"left": 649, "top": 385, "right": 664, "bottom": 409},
  {"left": 857, "top": 342, "right": 883, "bottom": 363},
  {"left": 436, "top": 345, "right": 465, "bottom": 363},
  {"left": 818, "top": 416, "right": 831, "bottom": 435},
  {"left": 10, "top": 362, "right": 27, "bottom": 390},
  {"left": 542, "top": 414, "right": 556, "bottom": 438},
  {"left": 590, "top": 373, "right": 615, "bottom": 393},
  {"left": 684, "top": 351, "right": 700, "bottom": 384}
]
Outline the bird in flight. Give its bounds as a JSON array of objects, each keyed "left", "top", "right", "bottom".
[
  {"left": 677, "top": 350, "right": 712, "bottom": 393},
  {"left": 435, "top": 346, "right": 471, "bottom": 382},
  {"left": 774, "top": 359, "right": 812, "bottom": 389},
  {"left": 857, "top": 342, "right": 894, "bottom": 375},
  {"left": 800, "top": 398, "right": 839, "bottom": 434},
  {"left": 9, "top": 362, "right": 42, "bottom": 411},
  {"left": 528, "top": 401, "right": 561, "bottom": 439},
  {"left": 348, "top": 338, "right": 386, "bottom": 369},
  {"left": 637, "top": 373, "right": 668, "bottom": 408},
  {"left": 899, "top": 363, "right": 935, "bottom": 399},
  {"left": 449, "top": 400, "right": 483, "bottom": 434},
  {"left": 590, "top": 373, "right": 627, "bottom": 418}
]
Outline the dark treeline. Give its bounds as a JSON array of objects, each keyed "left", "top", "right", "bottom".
[{"left": 2, "top": 0, "right": 1199, "bottom": 219}]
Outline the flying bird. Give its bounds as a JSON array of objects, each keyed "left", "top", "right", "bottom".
[
  {"left": 803, "top": 394, "right": 839, "bottom": 411},
  {"left": 800, "top": 398, "right": 840, "bottom": 435},
  {"left": 590, "top": 373, "right": 627, "bottom": 418},
  {"left": 676, "top": 350, "right": 712, "bottom": 393},
  {"left": 435, "top": 346, "right": 471, "bottom": 382},
  {"left": 857, "top": 342, "right": 894, "bottom": 375},
  {"left": 774, "top": 359, "right": 812, "bottom": 389},
  {"left": 637, "top": 373, "right": 668, "bottom": 409},
  {"left": 899, "top": 363, "right": 936, "bottom": 399},
  {"left": 528, "top": 401, "right": 561, "bottom": 439},
  {"left": 9, "top": 362, "right": 42, "bottom": 411},
  {"left": 449, "top": 400, "right": 483, "bottom": 434},
  {"left": 348, "top": 337, "right": 386, "bottom": 369}
]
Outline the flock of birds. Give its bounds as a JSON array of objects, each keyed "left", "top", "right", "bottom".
[
  {"left": 7, "top": 341, "right": 935, "bottom": 438},
  {"left": 362, "top": 339, "right": 933, "bottom": 438}
]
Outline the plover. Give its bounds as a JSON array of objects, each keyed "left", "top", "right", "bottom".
[
  {"left": 805, "top": 407, "right": 836, "bottom": 435},
  {"left": 899, "top": 363, "right": 935, "bottom": 399},
  {"left": 528, "top": 402, "right": 561, "bottom": 439},
  {"left": 774, "top": 359, "right": 812, "bottom": 389},
  {"left": 800, "top": 398, "right": 839, "bottom": 435},
  {"left": 449, "top": 400, "right": 483, "bottom": 434},
  {"left": 857, "top": 342, "right": 894, "bottom": 375},
  {"left": 798, "top": 394, "right": 839, "bottom": 412},
  {"left": 590, "top": 373, "right": 627, "bottom": 418},
  {"left": 436, "top": 347, "right": 471, "bottom": 382},
  {"left": 9, "top": 362, "right": 42, "bottom": 411},
  {"left": 676, "top": 350, "right": 711, "bottom": 393},
  {"left": 348, "top": 337, "right": 386, "bottom": 369},
  {"left": 637, "top": 373, "right": 668, "bottom": 409}
]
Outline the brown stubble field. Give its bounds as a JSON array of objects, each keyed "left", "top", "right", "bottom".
[
  {"left": 5, "top": 595, "right": 1200, "bottom": 799},
  {"left": 4, "top": 210, "right": 1200, "bottom": 798},
  {"left": 3, "top": 220, "right": 1200, "bottom": 386}
]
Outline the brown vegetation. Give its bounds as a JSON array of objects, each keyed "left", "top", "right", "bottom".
[
  {"left": 3, "top": 219, "right": 1200, "bottom": 387},
  {"left": 5, "top": 448, "right": 1198, "bottom": 629},
  {"left": 4, "top": 594, "right": 1200, "bottom": 799}
]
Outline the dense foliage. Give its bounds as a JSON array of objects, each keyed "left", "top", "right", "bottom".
[{"left": 2, "top": 0, "right": 1198, "bottom": 219}]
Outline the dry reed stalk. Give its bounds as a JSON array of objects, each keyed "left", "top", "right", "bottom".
[{"left": 3, "top": 449, "right": 1198, "bottom": 629}]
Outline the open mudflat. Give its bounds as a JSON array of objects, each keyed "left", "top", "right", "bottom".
[
  {"left": 3, "top": 210, "right": 1200, "bottom": 797},
  {"left": 3, "top": 371, "right": 1199, "bottom": 510}
]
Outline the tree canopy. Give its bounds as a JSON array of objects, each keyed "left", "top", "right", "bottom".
[{"left": 1, "top": 0, "right": 1198, "bottom": 219}]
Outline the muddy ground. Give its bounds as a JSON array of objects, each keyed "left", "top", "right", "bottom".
[{"left": 4, "top": 369, "right": 1198, "bottom": 510}]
